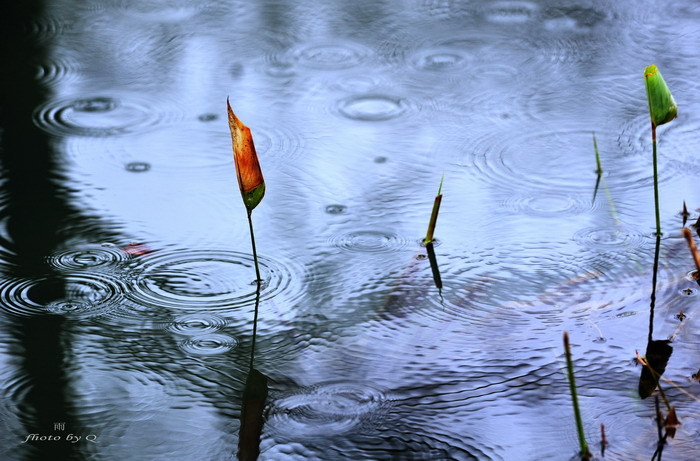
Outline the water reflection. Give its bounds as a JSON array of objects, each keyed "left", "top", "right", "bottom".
[{"left": 1, "top": 3, "right": 79, "bottom": 459}]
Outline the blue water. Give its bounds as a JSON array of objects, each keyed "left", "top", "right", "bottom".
[{"left": 1, "top": 1, "right": 699, "bottom": 459}]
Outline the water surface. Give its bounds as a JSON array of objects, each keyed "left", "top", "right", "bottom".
[{"left": 1, "top": 1, "right": 700, "bottom": 460}]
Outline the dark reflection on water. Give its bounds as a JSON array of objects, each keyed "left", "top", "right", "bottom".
[{"left": 1, "top": 0, "right": 700, "bottom": 459}]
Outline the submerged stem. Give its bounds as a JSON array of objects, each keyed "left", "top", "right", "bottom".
[{"left": 651, "top": 124, "right": 661, "bottom": 236}]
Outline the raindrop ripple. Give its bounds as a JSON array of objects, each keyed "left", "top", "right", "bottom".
[
  {"left": 126, "top": 249, "right": 306, "bottom": 311},
  {"left": 268, "top": 381, "right": 390, "bottom": 438}
]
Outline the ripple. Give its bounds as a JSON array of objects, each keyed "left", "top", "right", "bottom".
[
  {"left": 290, "top": 42, "right": 372, "bottom": 70},
  {"left": 464, "top": 126, "right": 676, "bottom": 193},
  {"left": 33, "top": 95, "right": 178, "bottom": 137},
  {"left": 167, "top": 313, "right": 228, "bottom": 335},
  {"left": 331, "top": 230, "right": 409, "bottom": 253},
  {"left": 484, "top": 1, "right": 539, "bottom": 24},
  {"left": 34, "top": 54, "right": 81, "bottom": 86},
  {"left": 253, "top": 121, "right": 305, "bottom": 162},
  {"left": 573, "top": 226, "right": 650, "bottom": 251},
  {"left": 112, "top": 0, "right": 204, "bottom": 22},
  {"left": 541, "top": 5, "right": 608, "bottom": 31},
  {"left": 15, "top": 17, "right": 69, "bottom": 42},
  {"left": 178, "top": 334, "right": 238, "bottom": 355},
  {"left": 126, "top": 249, "right": 306, "bottom": 311},
  {"left": 335, "top": 94, "right": 410, "bottom": 121},
  {"left": 0, "top": 272, "right": 128, "bottom": 318},
  {"left": 329, "top": 75, "right": 384, "bottom": 93},
  {"left": 70, "top": 367, "right": 176, "bottom": 421},
  {"left": 262, "top": 59, "right": 296, "bottom": 79},
  {"left": 47, "top": 244, "right": 130, "bottom": 271},
  {"left": 411, "top": 48, "right": 470, "bottom": 72},
  {"left": 632, "top": 114, "right": 700, "bottom": 176},
  {"left": 501, "top": 191, "right": 596, "bottom": 217},
  {"left": 268, "top": 381, "right": 389, "bottom": 438}
]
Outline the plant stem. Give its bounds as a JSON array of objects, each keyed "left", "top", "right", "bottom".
[
  {"left": 247, "top": 210, "right": 261, "bottom": 370},
  {"left": 247, "top": 211, "right": 261, "bottom": 283},
  {"left": 563, "top": 332, "right": 590, "bottom": 460},
  {"left": 651, "top": 123, "right": 661, "bottom": 236}
]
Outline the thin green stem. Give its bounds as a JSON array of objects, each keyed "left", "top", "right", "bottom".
[
  {"left": 652, "top": 124, "right": 661, "bottom": 236},
  {"left": 247, "top": 211, "right": 261, "bottom": 283},
  {"left": 247, "top": 211, "right": 261, "bottom": 370},
  {"left": 563, "top": 332, "right": 591, "bottom": 460}
]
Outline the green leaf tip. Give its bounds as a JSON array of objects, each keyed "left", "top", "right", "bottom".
[
  {"left": 244, "top": 183, "right": 266, "bottom": 211},
  {"left": 644, "top": 65, "right": 677, "bottom": 127},
  {"left": 437, "top": 174, "right": 444, "bottom": 196}
]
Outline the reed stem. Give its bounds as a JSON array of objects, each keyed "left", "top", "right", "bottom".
[
  {"left": 593, "top": 132, "right": 602, "bottom": 175},
  {"left": 563, "top": 332, "right": 591, "bottom": 460},
  {"left": 651, "top": 124, "right": 661, "bottom": 236}
]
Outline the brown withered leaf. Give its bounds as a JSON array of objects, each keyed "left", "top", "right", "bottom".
[{"left": 227, "top": 98, "right": 265, "bottom": 211}]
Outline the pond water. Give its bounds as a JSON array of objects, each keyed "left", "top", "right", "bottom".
[{"left": 1, "top": 1, "right": 699, "bottom": 460}]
